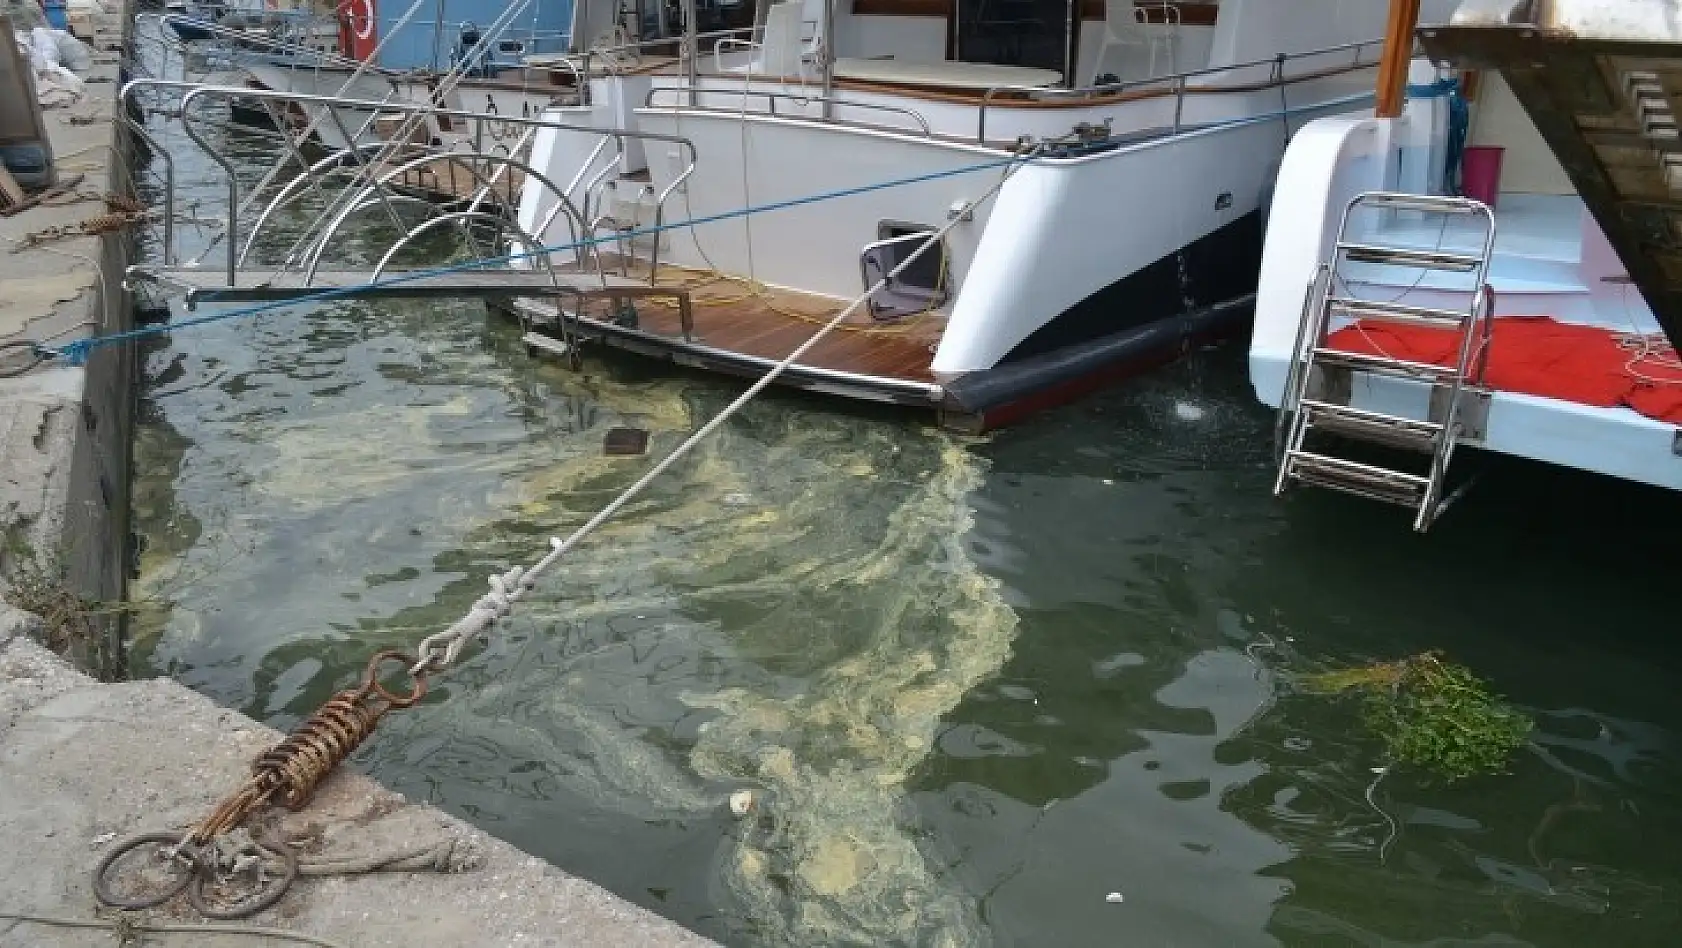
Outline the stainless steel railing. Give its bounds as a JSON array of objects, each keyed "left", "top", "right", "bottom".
[
  {"left": 643, "top": 85, "right": 933, "bottom": 137},
  {"left": 976, "top": 36, "right": 1387, "bottom": 143},
  {"left": 122, "top": 80, "right": 699, "bottom": 290}
]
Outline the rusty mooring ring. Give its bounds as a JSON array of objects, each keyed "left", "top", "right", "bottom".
[
  {"left": 92, "top": 831, "right": 197, "bottom": 910},
  {"left": 359, "top": 649, "right": 427, "bottom": 708},
  {"left": 185, "top": 832, "right": 299, "bottom": 921}
]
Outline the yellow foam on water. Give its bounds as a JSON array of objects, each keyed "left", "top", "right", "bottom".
[
  {"left": 678, "top": 439, "right": 1018, "bottom": 947},
  {"left": 479, "top": 413, "right": 1016, "bottom": 945},
  {"left": 139, "top": 351, "right": 1015, "bottom": 946}
]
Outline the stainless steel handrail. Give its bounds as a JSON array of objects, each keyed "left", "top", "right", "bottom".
[
  {"left": 302, "top": 148, "right": 591, "bottom": 281},
  {"left": 976, "top": 35, "right": 1387, "bottom": 143},
  {"left": 524, "top": 27, "right": 756, "bottom": 84},
  {"left": 541, "top": 27, "right": 755, "bottom": 65},
  {"left": 644, "top": 85, "right": 933, "bottom": 137},
  {"left": 144, "top": 12, "right": 411, "bottom": 86},
  {"left": 126, "top": 80, "right": 700, "bottom": 287}
]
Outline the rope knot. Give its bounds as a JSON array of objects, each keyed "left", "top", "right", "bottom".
[{"left": 57, "top": 340, "right": 90, "bottom": 366}]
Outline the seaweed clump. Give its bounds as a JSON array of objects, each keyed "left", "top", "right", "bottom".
[{"left": 1303, "top": 651, "right": 1532, "bottom": 783}]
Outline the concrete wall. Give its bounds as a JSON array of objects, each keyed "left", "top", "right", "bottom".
[{"left": 0, "top": 13, "right": 137, "bottom": 679}]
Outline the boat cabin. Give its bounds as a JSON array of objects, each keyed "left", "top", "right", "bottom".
[{"left": 564, "top": 0, "right": 1404, "bottom": 93}]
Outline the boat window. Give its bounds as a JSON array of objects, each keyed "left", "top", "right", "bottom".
[
  {"left": 862, "top": 222, "right": 949, "bottom": 319},
  {"left": 953, "top": 0, "right": 1075, "bottom": 76}
]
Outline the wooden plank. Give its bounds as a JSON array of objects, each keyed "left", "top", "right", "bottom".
[
  {"left": 0, "top": 164, "right": 24, "bottom": 209},
  {"left": 606, "top": 284, "right": 937, "bottom": 382},
  {"left": 1375, "top": 0, "right": 1422, "bottom": 118}
]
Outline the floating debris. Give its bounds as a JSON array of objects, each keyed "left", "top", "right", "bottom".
[
  {"left": 603, "top": 427, "right": 649, "bottom": 457},
  {"left": 728, "top": 789, "right": 758, "bottom": 818},
  {"left": 1171, "top": 399, "right": 1207, "bottom": 422},
  {"left": 1302, "top": 650, "right": 1532, "bottom": 782}
]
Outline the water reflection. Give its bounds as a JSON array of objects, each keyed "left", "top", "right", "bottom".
[{"left": 924, "top": 356, "right": 1682, "bottom": 946}]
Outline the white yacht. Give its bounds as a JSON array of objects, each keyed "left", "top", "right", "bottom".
[{"left": 512, "top": 0, "right": 1402, "bottom": 430}]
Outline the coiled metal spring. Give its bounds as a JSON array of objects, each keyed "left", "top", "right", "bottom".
[
  {"left": 190, "top": 650, "right": 427, "bottom": 841},
  {"left": 95, "top": 651, "right": 428, "bottom": 917}
]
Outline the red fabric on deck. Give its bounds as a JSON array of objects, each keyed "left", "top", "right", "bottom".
[{"left": 1324, "top": 317, "right": 1682, "bottom": 423}]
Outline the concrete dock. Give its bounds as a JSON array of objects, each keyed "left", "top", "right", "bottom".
[
  {"left": 0, "top": 8, "right": 713, "bottom": 947},
  {"left": 0, "top": 622, "right": 714, "bottom": 947}
]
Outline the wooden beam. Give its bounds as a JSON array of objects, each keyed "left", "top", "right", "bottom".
[{"left": 1374, "top": 0, "right": 1422, "bottom": 118}]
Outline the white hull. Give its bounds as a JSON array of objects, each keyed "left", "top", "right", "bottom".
[
  {"left": 520, "top": 71, "right": 1376, "bottom": 385},
  {"left": 508, "top": 0, "right": 1436, "bottom": 424}
]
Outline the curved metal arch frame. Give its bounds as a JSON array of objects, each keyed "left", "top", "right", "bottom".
[
  {"left": 237, "top": 139, "right": 463, "bottom": 270},
  {"left": 120, "top": 80, "right": 702, "bottom": 288},
  {"left": 373, "top": 209, "right": 530, "bottom": 280},
  {"left": 241, "top": 147, "right": 381, "bottom": 266},
  {"left": 459, "top": 128, "right": 537, "bottom": 221},
  {"left": 289, "top": 192, "right": 443, "bottom": 271},
  {"left": 361, "top": 187, "right": 524, "bottom": 267},
  {"left": 302, "top": 150, "right": 575, "bottom": 281},
  {"left": 304, "top": 151, "right": 592, "bottom": 284},
  {"left": 370, "top": 210, "right": 585, "bottom": 365}
]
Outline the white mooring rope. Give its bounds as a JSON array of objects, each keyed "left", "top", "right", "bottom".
[{"left": 408, "top": 146, "right": 1042, "bottom": 676}]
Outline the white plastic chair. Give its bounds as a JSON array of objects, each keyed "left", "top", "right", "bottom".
[
  {"left": 714, "top": 1, "right": 813, "bottom": 77},
  {"left": 1088, "top": 0, "right": 1178, "bottom": 85}
]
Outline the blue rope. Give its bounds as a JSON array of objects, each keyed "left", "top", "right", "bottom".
[
  {"left": 1405, "top": 76, "right": 1469, "bottom": 195},
  {"left": 1443, "top": 83, "right": 1470, "bottom": 196},
  {"left": 1404, "top": 76, "right": 1458, "bottom": 99}
]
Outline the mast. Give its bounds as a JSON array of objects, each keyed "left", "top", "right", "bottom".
[{"left": 1374, "top": 0, "right": 1422, "bottom": 118}]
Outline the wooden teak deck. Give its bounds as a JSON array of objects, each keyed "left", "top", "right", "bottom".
[{"left": 519, "top": 265, "right": 947, "bottom": 406}]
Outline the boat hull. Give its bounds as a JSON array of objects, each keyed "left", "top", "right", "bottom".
[
  {"left": 165, "top": 16, "right": 218, "bottom": 42},
  {"left": 511, "top": 62, "right": 1375, "bottom": 428}
]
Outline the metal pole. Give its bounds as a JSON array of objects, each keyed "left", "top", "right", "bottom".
[
  {"left": 820, "top": 0, "right": 834, "bottom": 118},
  {"left": 431, "top": 0, "right": 446, "bottom": 71},
  {"left": 681, "top": 0, "right": 697, "bottom": 106},
  {"left": 1062, "top": 0, "right": 1076, "bottom": 87}
]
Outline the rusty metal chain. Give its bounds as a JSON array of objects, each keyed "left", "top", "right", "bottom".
[{"left": 93, "top": 651, "right": 427, "bottom": 919}]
